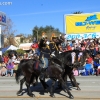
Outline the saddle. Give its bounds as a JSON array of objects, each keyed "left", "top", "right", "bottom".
[{"left": 34, "top": 60, "right": 41, "bottom": 70}]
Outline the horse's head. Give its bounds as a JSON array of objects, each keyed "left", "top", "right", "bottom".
[{"left": 72, "top": 50, "right": 88, "bottom": 68}]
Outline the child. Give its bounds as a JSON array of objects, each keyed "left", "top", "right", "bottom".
[{"left": 73, "top": 67, "right": 78, "bottom": 76}]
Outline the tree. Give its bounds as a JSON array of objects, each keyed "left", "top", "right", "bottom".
[
  {"left": 73, "top": 11, "right": 83, "bottom": 14},
  {"left": 1, "top": 18, "right": 17, "bottom": 47},
  {"left": 16, "top": 49, "right": 26, "bottom": 56},
  {"left": 32, "top": 25, "right": 62, "bottom": 41}
]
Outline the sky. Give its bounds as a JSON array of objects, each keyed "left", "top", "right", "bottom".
[{"left": 0, "top": 0, "right": 100, "bottom": 36}]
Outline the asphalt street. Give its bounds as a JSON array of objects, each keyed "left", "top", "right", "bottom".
[{"left": 0, "top": 76, "right": 100, "bottom": 100}]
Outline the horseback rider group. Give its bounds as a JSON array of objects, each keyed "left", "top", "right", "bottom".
[
  {"left": 39, "top": 32, "right": 64, "bottom": 80},
  {"left": 16, "top": 33, "right": 88, "bottom": 98}
]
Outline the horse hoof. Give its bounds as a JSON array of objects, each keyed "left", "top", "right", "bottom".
[
  {"left": 50, "top": 94, "right": 55, "bottom": 98},
  {"left": 69, "top": 95, "right": 74, "bottom": 99},
  {"left": 17, "top": 91, "right": 22, "bottom": 96},
  {"left": 77, "top": 88, "right": 81, "bottom": 90},
  {"left": 28, "top": 93, "right": 35, "bottom": 97}
]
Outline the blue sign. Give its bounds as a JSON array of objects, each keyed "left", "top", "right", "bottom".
[
  {"left": 67, "top": 33, "right": 99, "bottom": 40},
  {"left": 75, "top": 15, "right": 100, "bottom": 26},
  {"left": 0, "top": 15, "right": 6, "bottom": 23},
  {"left": 0, "top": 12, "right": 6, "bottom": 26}
]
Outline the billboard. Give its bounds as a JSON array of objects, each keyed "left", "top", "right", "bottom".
[
  {"left": 65, "top": 13, "right": 100, "bottom": 34},
  {"left": 0, "top": 11, "right": 6, "bottom": 26}
]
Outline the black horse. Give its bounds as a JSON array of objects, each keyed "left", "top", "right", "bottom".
[
  {"left": 39, "top": 38, "right": 84, "bottom": 90},
  {"left": 15, "top": 58, "right": 74, "bottom": 99},
  {"left": 52, "top": 50, "right": 88, "bottom": 90}
]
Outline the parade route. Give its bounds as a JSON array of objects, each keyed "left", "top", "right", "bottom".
[{"left": 0, "top": 76, "right": 100, "bottom": 100}]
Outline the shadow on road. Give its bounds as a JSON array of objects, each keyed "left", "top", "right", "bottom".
[{"left": 17, "top": 79, "right": 80, "bottom": 97}]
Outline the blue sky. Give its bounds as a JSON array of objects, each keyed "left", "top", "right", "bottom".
[{"left": 0, "top": 0, "right": 100, "bottom": 36}]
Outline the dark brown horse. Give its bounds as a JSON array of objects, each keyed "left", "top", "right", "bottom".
[
  {"left": 51, "top": 50, "right": 88, "bottom": 90},
  {"left": 15, "top": 58, "right": 74, "bottom": 99}
]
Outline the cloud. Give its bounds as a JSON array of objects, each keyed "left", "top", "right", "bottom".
[{"left": 9, "top": 7, "right": 100, "bottom": 17}]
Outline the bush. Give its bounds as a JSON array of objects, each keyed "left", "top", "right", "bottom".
[
  {"left": 16, "top": 49, "right": 26, "bottom": 56},
  {"left": 3, "top": 49, "right": 26, "bottom": 57}
]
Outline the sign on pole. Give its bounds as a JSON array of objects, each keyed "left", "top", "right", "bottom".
[{"left": 0, "top": 11, "right": 6, "bottom": 55}]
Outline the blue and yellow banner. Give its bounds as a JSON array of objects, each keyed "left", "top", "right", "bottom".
[{"left": 65, "top": 13, "right": 100, "bottom": 34}]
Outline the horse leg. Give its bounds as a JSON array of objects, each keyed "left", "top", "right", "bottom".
[
  {"left": 32, "top": 75, "right": 38, "bottom": 86},
  {"left": 63, "top": 74, "right": 67, "bottom": 84},
  {"left": 17, "top": 77, "right": 25, "bottom": 96},
  {"left": 50, "top": 79, "right": 56, "bottom": 97},
  {"left": 59, "top": 75, "right": 74, "bottom": 99},
  {"left": 69, "top": 73, "right": 81, "bottom": 90},
  {"left": 63, "top": 74, "right": 72, "bottom": 90},
  {"left": 25, "top": 75, "right": 35, "bottom": 97},
  {"left": 68, "top": 73, "right": 75, "bottom": 87},
  {"left": 55, "top": 72, "right": 67, "bottom": 90},
  {"left": 40, "top": 79, "right": 48, "bottom": 93}
]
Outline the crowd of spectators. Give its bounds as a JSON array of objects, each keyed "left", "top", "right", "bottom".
[
  {"left": 1, "top": 37, "right": 100, "bottom": 77},
  {"left": 0, "top": 52, "right": 34, "bottom": 77},
  {"left": 61, "top": 37, "right": 100, "bottom": 76}
]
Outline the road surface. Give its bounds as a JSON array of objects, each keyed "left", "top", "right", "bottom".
[{"left": 0, "top": 76, "right": 100, "bottom": 100}]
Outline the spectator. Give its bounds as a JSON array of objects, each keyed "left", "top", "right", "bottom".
[
  {"left": 97, "top": 66, "right": 100, "bottom": 75},
  {"left": 86, "top": 54, "right": 94, "bottom": 75},
  {"left": 78, "top": 66, "right": 85, "bottom": 75},
  {"left": 11, "top": 53, "right": 16, "bottom": 62},
  {"left": 66, "top": 43, "right": 72, "bottom": 51},
  {"left": 0, "top": 55, "right": 3, "bottom": 64},
  {"left": 81, "top": 44, "right": 85, "bottom": 51},
  {"left": 0, "top": 63, "right": 7, "bottom": 76},
  {"left": 73, "top": 67, "right": 78, "bottom": 76},
  {"left": 5, "top": 62, "right": 14, "bottom": 77},
  {"left": 86, "top": 54, "right": 93, "bottom": 64},
  {"left": 3, "top": 56, "right": 9, "bottom": 65}
]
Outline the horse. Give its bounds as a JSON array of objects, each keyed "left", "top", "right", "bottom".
[
  {"left": 52, "top": 50, "right": 88, "bottom": 90},
  {"left": 46, "top": 37, "right": 82, "bottom": 89},
  {"left": 15, "top": 58, "right": 74, "bottom": 99},
  {"left": 39, "top": 37, "right": 83, "bottom": 90}
]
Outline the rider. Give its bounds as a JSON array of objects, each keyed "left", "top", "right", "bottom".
[
  {"left": 49, "top": 33, "right": 59, "bottom": 56},
  {"left": 39, "top": 32, "right": 51, "bottom": 80},
  {"left": 50, "top": 33, "right": 65, "bottom": 55}
]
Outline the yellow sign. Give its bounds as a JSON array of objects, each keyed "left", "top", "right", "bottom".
[{"left": 65, "top": 13, "right": 100, "bottom": 34}]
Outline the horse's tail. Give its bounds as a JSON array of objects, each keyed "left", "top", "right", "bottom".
[{"left": 15, "top": 63, "right": 22, "bottom": 84}]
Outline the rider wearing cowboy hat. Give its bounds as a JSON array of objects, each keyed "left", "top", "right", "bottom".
[{"left": 39, "top": 32, "right": 51, "bottom": 80}]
